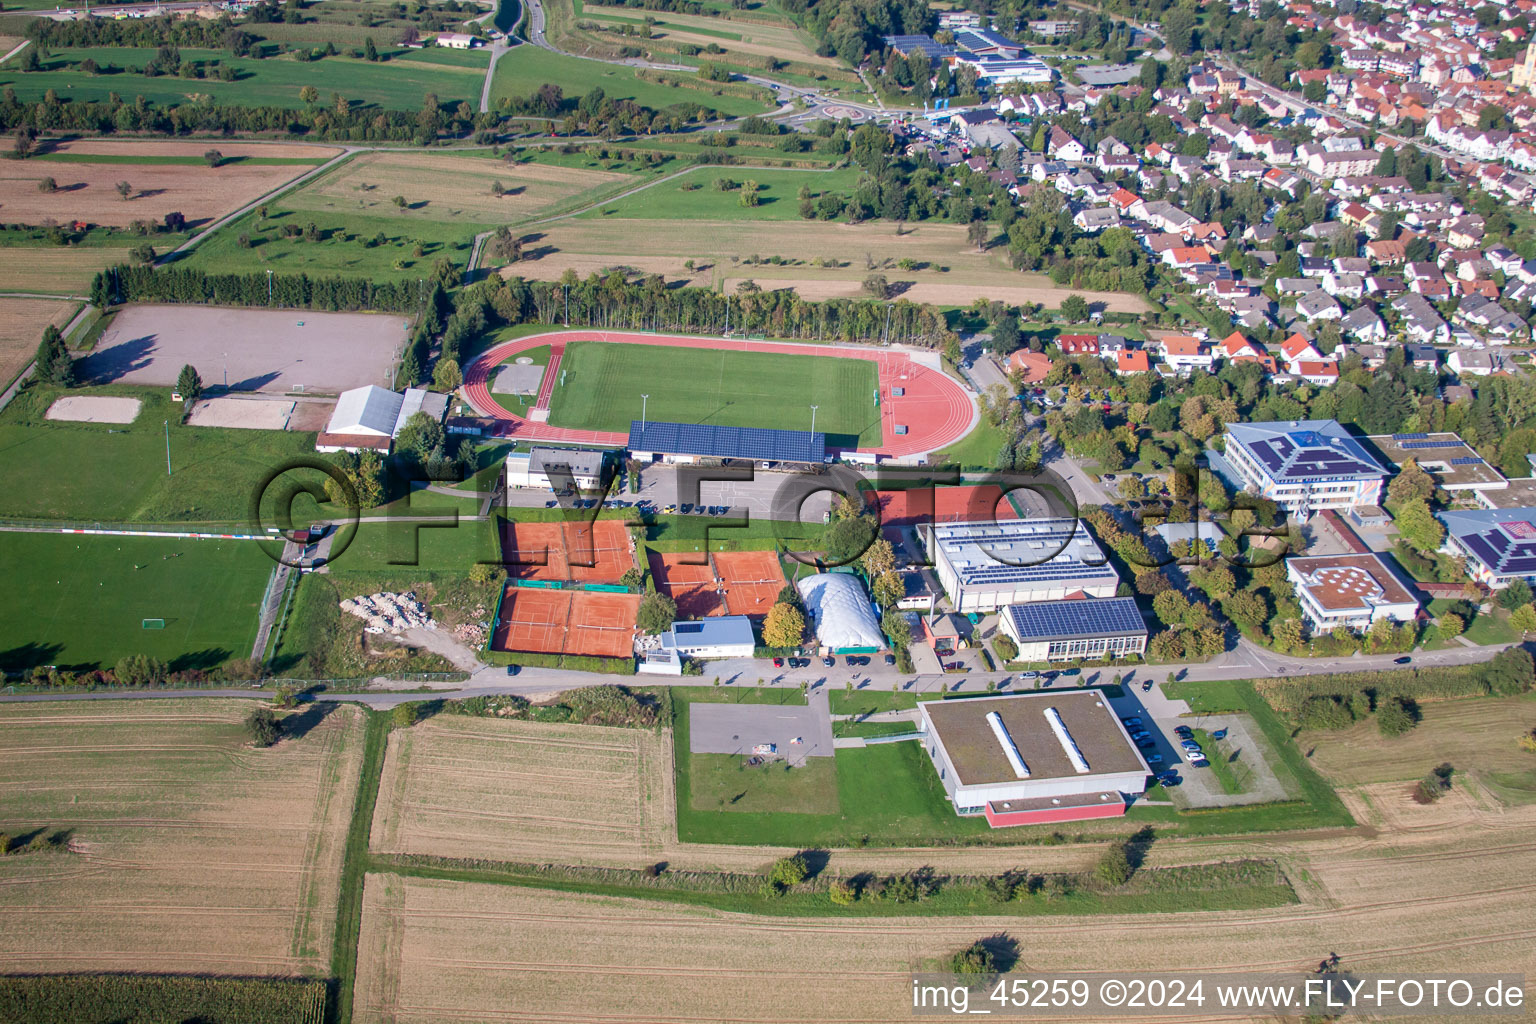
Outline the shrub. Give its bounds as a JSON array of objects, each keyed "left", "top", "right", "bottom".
[
  {"left": 983, "top": 870, "right": 1021, "bottom": 903},
  {"left": 1095, "top": 840, "right": 1133, "bottom": 886},
  {"left": 767, "top": 853, "right": 808, "bottom": 891},
  {"left": 391, "top": 702, "right": 420, "bottom": 728},
  {"left": 1376, "top": 697, "right": 1417, "bottom": 737},
  {"left": 1297, "top": 695, "right": 1355, "bottom": 731},
  {"left": 828, "top": 879, "right": 858, "bottom": 905},
  {"left": 244, "top": 707, "right": 279, "bottom": 747},
  {"left": 1411, "top": 762, "right": 1453, "bottom": 803},
  {"left": 993, "top": 634, "right": 1018, "bottom": 662},
  {"left": 1519, "top": 728, "right": 1536, "bottom": 755},
  {"left": 37, "top": 176, "right": 55, "bottom": 193},
  {"left": 947, "top": 940, "right": 997, "bottom": 975}
]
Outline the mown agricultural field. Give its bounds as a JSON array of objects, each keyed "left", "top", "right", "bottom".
[
  {"left": 0, "top": 296, "right": 77, "bottom": 388},
  {"left": 0, "top": 245, "right": 139, "bottom": 295},
  {"left": 0, "top": 139, "right": 332, "bottom": 229},
  {"left": 544, "top": 341, "right": 882, "bottom": 447},
  {"left": 0, "top": 46, "right": 486, "bottom": 110},
  {"left": 371, "top": 716, "right": 673, "bottom": 866},
  {"left": 281, "top": 151, "right": 630, "bottom": 226},
  {"left": 498, "top": 168, "right": 1148, "bottom": 312},
  {"left": 0, "top": 699, "right": 366, "bottom": 975},
  {"left": 489, "top": 44, "right": 771, "bottom": 117}
]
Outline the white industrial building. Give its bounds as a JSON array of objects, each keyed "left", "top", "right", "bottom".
[
  {"left": 998, "top": 597, "right": 1148, "bottom": 663},
  {"left": 316, "top": 384, "right": 448, "bottom": 454},
  {"left": 919, "top": 691, "right": 1148, "bottom": 827},
  {"left": 1285, "top": 553, "right": 1420, "bottom": 634},
  {"left": 435, "top": 32, "right": 481, "bottom": 48},
  {"left": 797, "top": 573, "right": 885, "bottom": 652},
  {"left": 1220, "top": 419, "right": 1388, "bottom": 518},
  {"left": 504, "top": 446, "right": 608, "bottom": 492},
  {"left": 657, "top": 616, "right": 756, "bottom": 660},
  {"left": 922, "top": 518, "right": 1119, "bottom": 613}
]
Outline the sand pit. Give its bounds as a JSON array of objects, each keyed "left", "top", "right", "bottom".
[
  {"left": 44, "top": 395, "right": 141, "bottom": 423},
  {"left": 187, "top": 396, "right": 295, "bottom": 430}
]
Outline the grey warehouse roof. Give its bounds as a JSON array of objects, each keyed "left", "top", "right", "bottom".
[{"left": 929, "top": 518, "right": 1117, "bottom": 588}]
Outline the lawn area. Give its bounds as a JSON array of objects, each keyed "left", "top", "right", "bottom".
[
  {"left": 578, "top": 165, "right": 860, "bottom": 222},
  {"left": 0, "top": 531, "right": 270, "bottom": 672},
  {"left": 181, "top": 207, "right": 478, "bottom": 282},
  {"left": 489, "top": 44, "right": 770, "bottom": 116},
  {"left": 829, "top": 688, "right": 920, "bottom": 715},
  {"left": 545, "top": 341, "right": 882, "bottom": 448},
  {"left": 1190, "top": 728, "right": 1246, "bottom": 795},
  {"left": 933, "top": 415, "right": 1009, "bottom": 471},
  {"left": 689, "top": 752, "right": 840, "bottom": 814},
  {"left": 0, "top": 386, "right": 322, "bottom": 522},
  {"left": 1, "top": 47, "right": 485, "bottom": 109}
]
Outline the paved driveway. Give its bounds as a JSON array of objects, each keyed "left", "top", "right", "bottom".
[{"left": 689, "top": 701, "right": 833, "bottom": 765}]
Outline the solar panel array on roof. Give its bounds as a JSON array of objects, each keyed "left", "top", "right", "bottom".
[
  {"left": 627, "top": 421, "right": 826, "bottom": 463},
  {"left": 1399, "top": 439, "right": 1465, "bottom": 450},
  {"left": 1451, "top": 456, "right": 1485, "bottom": 466},
  {"left": 1003, "top": 597, "right": 1147, "bottom": 642},
  {"left": 1232, "top": 421, "right": 1387, "bottom": 482},
  {"left": 1392, "top": 432, "right": 1428, "bottom": 440},
  {"left": 1440, "top": 508, "right": 1536, "bottom": 578}
]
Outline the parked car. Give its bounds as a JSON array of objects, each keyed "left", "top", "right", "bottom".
[
  {"left": 1145, "top": 751, "right": 1164, "bottom": 765},
  {"left": 1019, "top": 671, "right": 1040, "bottom": 684},
  {"left": 1180, "top": 739, "right": 1202, "bottom": 751},
  {"left": 945, "top": 661, "right": 968, "bottom": 671},
  {"left": 1174, "top": 725, "right": 1193, "bottom": 739},
  {"left": 884, "top": 653, "right": 896, "bottom": 666},
  {"left": 1120, "top": 716, "right": 1143, "bottom": 728},
  {"left": 1394, "top": 656, "right": 1412, "bottom": 665},
  {"left": 1135, "top": 737, "right": 1156, "bottom": 750},
  {"left": 1141, "top": 679, "right": 1153, "bottom": 692},
  {"left": 1157, "top": 770, "right": 1180, "bottom": 787},
  {"left": 772, "top": 657, "right": 784, "bottom": 668},
  {"left": 789, "top": 657, "right": 807, "bottom": 669},
  {"left": 1188, "top": 756, "right": 1210, "bottom": 768},
  {"left": 822, "top": 656, "right": 835, "bottom": 668}
]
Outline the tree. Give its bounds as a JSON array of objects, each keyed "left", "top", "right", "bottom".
[
  {"left": 33, "top": 324, "right": 74, "bottom": 387},
  {"left": 762, "top": 602, "right": 805, "bottom": 648},
  {"left": 245, "top": 706, "right": 280, "bottom": 747},
  {"left": 394, "top": 410, "right": 444, "bottom": 463},
  {"left": 364, "top": 36, "right": 379, "bottom": 61},
  {"left": 768, "top": 853, "right": 808, "bottom": 889},
  {"left": 391, "top": 702, "right": 420, "bottom": 728},
  {"left": 203, "top": 148, "right": 224, "bottom": 168},
  {"left": 881, "top": 605, "right": 911, "bottom": 648},
  {"left": 37, "top": 176, "right": 55, "bottom": 193},
  {"left": 1060, "top": 294, "right": 1090, "bottom": 321},
  {"left": 1387, "top": 459, "right": 1435, "bottom": 506},
  {"left": 862, "top": 537, "right": 896, "bottom": 577},
  {"left": 1437, "top": 612, "right": 1464, "bottom": 640},
  {"left": 1510, "top": 603, "right": 1536, "bottom": 636},
  {"left": 432, "top": 358, "right": 462, "bottom": 393},
  {"left": 114, "top": 653, "right": 167, "bottom": 687},
  {"left": 967, "top": 219, "right": 988, "bottom": 251},
  {"left": 1497, "top": 578, "right": 1533, "bottom": 611},
  {"left": 1096, "top": 839, "right": 1133, "bottom": 886},
  {"left": 862, "top": 274, "right": 889, "bottom": 300},
  {"left": 299, "top": 84, "right": 319, "bottom": 105},
  {"left": 871, "top": 569, "right": 904, "bottom": 608},
  {"left": 636, "top": 591, "right": 677, "bottom": 634},
  {"left": 115, "top": 180, "right": 133, "bottom": 201},
  {"left": 947, "top": 940, "right": 998, "bottom": 975},
  {"left": 176, "top": 363, "right": 203, "bottom": 404},
  {"left": 1395, "top": 498, "right": 1443, "bottom": 553},
  {"left": 1377, "top": 697, "right": 1417, "bottom": 737},
  {"left": 129, "top": 244, "right": 156, "bottom": 266}
]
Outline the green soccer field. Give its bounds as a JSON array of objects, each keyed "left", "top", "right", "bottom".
[
  {"left": 544, "top": 342, "right": 882, "bottom": 448},
  {"left": 0, "top": 532, "right": 272, "bottom": 673}
]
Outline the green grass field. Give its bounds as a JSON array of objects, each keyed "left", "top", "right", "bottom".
[
  {"left": 0, "top": 531, "right": 270, "bottom": 672},
  {"left": 0, "top": 386, "right": 321, "bottom": 523},
  {"left": 545, "top": 341, "right": 881, "bottom": 448},
  {"left": 1, "top": 47, "right": 484, "bottom": 110},
  {"left": 181, "top": 207, "right": 477, "bottom": 282},
  {"left": 489, "top": 45, "right": 769, "bottom": 116},
  {"left": 579, "top": 165, "right": 858, "bottom": 222}
]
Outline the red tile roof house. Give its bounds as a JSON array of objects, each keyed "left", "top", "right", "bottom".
[
  {"left": 1294, "top": 360, "right": 1340, "bottom": 385},
  {"left": 1159, "top": 335, "right": 1215, "bottom": 373},
  {"left": 1218, "top": 330, "right": 1277, "bottom": 372},
  {"left": 1056, "top": 333, "right": 1100, "bottom": 356},
  {"left": 1008, "top": 350, "right": 1054, "bottom": 383},
  {"left": 1280, "top": 332, "right": 1322, "bottom": 369},
  {"left": 1116, "top": 350, "right": 1152, "bottom": 374}
]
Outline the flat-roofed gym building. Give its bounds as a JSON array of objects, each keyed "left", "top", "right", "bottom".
[
  {"left": 922, "top": 518, "right": 1119, "bottom": 613},
  {"left": 918, "top": 691, "right": 1149, "bottom": 827}
]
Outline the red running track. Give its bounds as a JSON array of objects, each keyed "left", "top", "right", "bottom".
[{"left": 462, "top": 330, "right": 978, "bottom": 459}]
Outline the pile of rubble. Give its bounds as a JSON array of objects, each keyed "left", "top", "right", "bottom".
[
  {"left": 339, "top": 592, "right": 437, "bottom": 635},
  {"left": 452, "top": 622, "right": 488, "bottom": 646}
]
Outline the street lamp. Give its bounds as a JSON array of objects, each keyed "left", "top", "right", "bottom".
[
  {"left": 809, "top": 404, "right": 818, "bottom": 436},
  {"left": 223, "top": 351, "right": 227, "bottom": 390},
  {"left": 266, "top": 269, "right": 272, "bottom": 304},
  {"left": 641, "top": 393, "right": 649, "bottom": 430}
]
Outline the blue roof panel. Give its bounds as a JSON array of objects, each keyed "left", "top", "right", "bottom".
[
  {"left": 1003, "top": 596, "right": 1148, "bottom": 642},
  {"left": 628, "top": 420, "right": 827, "bottom": 463}
]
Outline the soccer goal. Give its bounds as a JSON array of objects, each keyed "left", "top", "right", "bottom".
[{"left": 141, "top": 618, "right": 167, "bottom": 630}]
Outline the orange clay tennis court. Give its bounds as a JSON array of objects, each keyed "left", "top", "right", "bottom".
[
  {"left": 874, "top": 485, "right": 1010, "bottom": 534},
  {"left": 713, "top": 551, "right": 785, "bottom": 619},
  {"left": 648, "top": 551, "right": 721, "bottom": 619},
  {"left": 499, "top": 519, "right": 635, "bottom": 583},
  {"left": 489, "top": 586, "right": 640, "bottom": 658}
]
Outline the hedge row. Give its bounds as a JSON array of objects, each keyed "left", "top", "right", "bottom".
[
  {"left": 1256, "top": 648, "right": 1535, "bottom": 714},
  {"left": 481, "top": 649, "right": 636, "bottom": 675},
  {"left": 0, "top": 975, "right": 325, "bottom": 1024}
]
